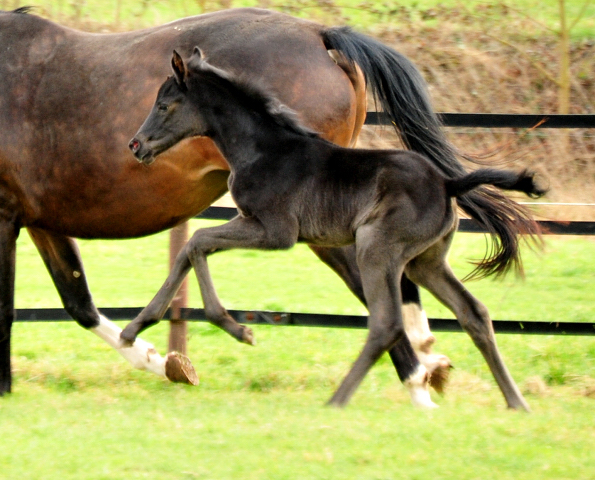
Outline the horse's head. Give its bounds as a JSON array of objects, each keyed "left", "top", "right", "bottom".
[{"left": 129, "top": 48, "right": 207, "bottom": 165}]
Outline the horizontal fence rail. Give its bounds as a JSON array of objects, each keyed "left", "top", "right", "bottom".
[
  {"left": 196, "top": 206, "right": 595, "bottom": 235},
  {"left": 366, "top": 112, "right": 595, "bottom": 129},
  {"left": 17, "top": 113, "right": 595, "bottom": 334},
  {"left": 14, "top": 308, "right": 595, "bottom": 336}
]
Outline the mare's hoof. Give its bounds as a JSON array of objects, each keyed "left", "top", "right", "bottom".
[
  {"left": 242, "top": 327, "right": 256, "bottom": 346},
  {"left": 165, "top": 351, "right": 199, "bottom": 385},
  {"left": 428, "top": 357, "right": 453, "bottom": 394}
]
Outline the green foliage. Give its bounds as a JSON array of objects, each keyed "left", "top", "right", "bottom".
[{"left": 9, "top": 0, "right": 595, "bottom": 40}]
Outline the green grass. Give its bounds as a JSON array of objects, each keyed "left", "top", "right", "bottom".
[
  {"left": 4, "top": 222, "right": 595, "bottom": 478},
  {"left": 3, "top": 321, "right": 595, "bottom": 479}
]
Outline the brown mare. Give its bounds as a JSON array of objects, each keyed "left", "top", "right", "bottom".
[{"left": 0, "top": 8, "right": 539, "bottom": 405}]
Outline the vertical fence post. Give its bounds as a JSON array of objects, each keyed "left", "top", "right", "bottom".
[{"left": 168, "top": 222, "right": 189, "bottom": 354}]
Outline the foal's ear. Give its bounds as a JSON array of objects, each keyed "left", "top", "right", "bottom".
[{"left": 171, "top": 50, "right": 186, "bottom": 88}]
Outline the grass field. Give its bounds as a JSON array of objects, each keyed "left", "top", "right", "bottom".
[{"left": 3, "top": 224, "right": 595, "bottom": 479}]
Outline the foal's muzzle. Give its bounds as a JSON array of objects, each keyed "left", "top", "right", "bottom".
[{"left": 128, "top": 137, "right": 156, "bottom": 165}]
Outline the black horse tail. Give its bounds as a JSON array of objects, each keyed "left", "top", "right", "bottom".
[
  {"left": 322, "top": 26, "right": 543, "bottom": 279},
  {"left": 446, "top": 169, "right": 546, "bottom": 199}
]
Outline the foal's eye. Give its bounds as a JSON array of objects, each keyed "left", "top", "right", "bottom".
[{"left": 157, "top": 103, "right": 169, "bottom": 112}]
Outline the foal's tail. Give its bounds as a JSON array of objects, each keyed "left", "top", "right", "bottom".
[
  {"left": 446, "top": 169, "right": 546, "bottom": 200},
  {"left": 322, "top": 26, "right": 543, "bottom": 279}
]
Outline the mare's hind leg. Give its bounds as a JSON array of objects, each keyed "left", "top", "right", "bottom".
[
  {"left": 27, "top": 228, "right": 198, "bottom": 385},
  {"left": 0, "top": 217, "right": 18, "bottom": 395},
  {"left": 310, "top": 245, "right": 451, "bottom": 394},
  {"left": 399, "top": 275, "right": 452, "bottom": 393},
  {"left": 327, "top": 231, "right": 434, "bottom": 407},
  {"left": 406, "top": 240, "right": 529, "bottom": 411}
]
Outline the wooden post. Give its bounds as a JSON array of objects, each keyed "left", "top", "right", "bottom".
[{"left": 168, "top": 222, "right": 189, "bottom": 354}]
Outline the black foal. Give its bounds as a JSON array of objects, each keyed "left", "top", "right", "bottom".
[{"left": 122, "top": 49, "right": 545, "bottom": 408}]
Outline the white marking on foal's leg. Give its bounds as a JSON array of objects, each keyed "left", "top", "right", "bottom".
[
  {"left": 91, "top": 315, "right": 198, "bottom": 385},
  {"left": 404, "top": 365, "right": 438, "bottom": 409}
]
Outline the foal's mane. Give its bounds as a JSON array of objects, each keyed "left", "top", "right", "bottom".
[
  {"left": 9, "top": 6, "right": 33, "bottom": 14},
  {"left": 191, "top": 58, "right": 320, "bottom": 139}
]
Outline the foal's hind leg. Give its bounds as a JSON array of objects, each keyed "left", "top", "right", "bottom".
[
  {"left": 327, "top": 231, "right": 434, "bottom": 407},
  {"left": 310, "top": 245, "right": 451, "bottom": 394},
  {"left": 0, "top": 218, "right": 18, "bottom": 395},
  {"left": 406, "top": 243, "right": 529, "bottom": 411},
  {"left": 27, "top": 228, "right": 198, "bottom": 385}
]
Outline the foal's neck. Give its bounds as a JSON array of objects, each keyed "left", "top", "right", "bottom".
[{"left": 197, "top": 87, "right": 301, "bottom": 171}]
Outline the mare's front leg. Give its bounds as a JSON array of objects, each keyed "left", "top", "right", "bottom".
[
  {"left": 0, "top": 216, "right": 18, "bottom": 395},
  {"left": 310, "top": 245, "right": 451, "bottom": 395},
  {"left": 27, "top": 228, "right": 198, "bottom": 385}
]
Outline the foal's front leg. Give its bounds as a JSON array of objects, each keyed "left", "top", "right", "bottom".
[
  {"left": 187, "top": 215, "right": 298, "bottom": 344},
  {"left": 122, "top": 215, "right": 296, "bottom": 346},
  {"left": 120, "top": 246, "right": 194, "bottom": 344}
]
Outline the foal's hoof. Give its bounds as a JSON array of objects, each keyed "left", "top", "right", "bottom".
[
  {"left": 119, "top": 328, "right": 137, "bottom": 347},
  {"left": 242, "top": 327, "right": 256, "bottom": 346},
  {"left": 165, "top": 351, "right": 199, "bottom": 385}
]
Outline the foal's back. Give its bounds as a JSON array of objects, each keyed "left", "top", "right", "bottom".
[{"left": 293, "top": 142, "right": 452, "bottom": 247}]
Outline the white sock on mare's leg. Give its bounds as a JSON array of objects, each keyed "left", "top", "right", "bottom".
[
  {"left": 405, "top": 365, "right": 438, "bottom": 409},
  {"left": 91, "top": 314, "right": 167, "bottom": 377},
  {"left": 402, "top": 304, "right": 452, "bottom": 393}
]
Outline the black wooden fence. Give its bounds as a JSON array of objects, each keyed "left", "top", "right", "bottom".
[{"left": 15, "top": 113, "right": 595, "bottom": 336}]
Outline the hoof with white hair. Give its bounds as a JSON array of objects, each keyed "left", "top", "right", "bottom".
[
  {"left": 405, "top": 365, "right": 439, "bottom": 409},
  {"left": 427, "top": 355, "right": 453, "bottom": 394},
  {"left": 91, "top": 315, "right": 199, "bottom": 385}
]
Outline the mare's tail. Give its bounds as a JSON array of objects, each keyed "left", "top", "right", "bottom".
[
  {"left": 446, "top": 169, "right": 546, "bottom": 199},
  {"left": 322, "top": 26, "right": 543, "bottom": 279}
]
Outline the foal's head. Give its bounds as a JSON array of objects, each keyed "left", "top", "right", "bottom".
[
  {"left": 130, "top": 47, "right": 317, "bottom": 165},
  {"left": 129, "top": 48, "right": 212, "bottom": 165}
]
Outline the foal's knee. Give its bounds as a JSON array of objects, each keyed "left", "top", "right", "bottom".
[{"left": 369, "top": 322, "right": 406, "bottom": 353}]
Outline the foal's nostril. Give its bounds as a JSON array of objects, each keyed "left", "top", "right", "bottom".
[{"left": 129, "top": 138, "right": 141, "bottom": 153}]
